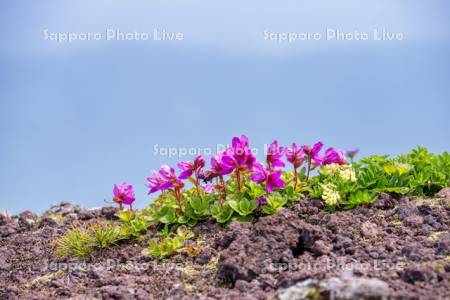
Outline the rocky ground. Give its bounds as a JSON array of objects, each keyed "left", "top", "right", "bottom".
[{"left": 0, "top": 189, "right": 449, "bottom": 300}]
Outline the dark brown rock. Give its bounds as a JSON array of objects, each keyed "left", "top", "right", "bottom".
[
  {"left": 397, "top": 199, "right": 419, "bottom": 220},
  {"left": 361, "top": 222, "right": 379, "bottom": 238},
  {"left": 373, "top": 192, "right": 396, "bottom": 209},
  {"left": 403, "top": 215, "right": 424, "bottom": 227},
  {"left": 0, "top": 197, "right": 449, "bottom": 299},
  {"left": 100, "top": 206, "right": 118, "bottom": 220}
]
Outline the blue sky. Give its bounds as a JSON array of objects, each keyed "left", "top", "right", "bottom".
[{"left": 1, "top": 1, "right": 449, "bottom": 213}]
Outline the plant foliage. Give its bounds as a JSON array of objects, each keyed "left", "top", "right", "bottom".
[
  {"left": 143, "top": 226, "right": 194, "bottom": 259},
  {"left": 56, "top": 135, "right": 450, "bottom": 258},
  {"left": 54, "top": 222, "right": 129, "bottom": 257}
]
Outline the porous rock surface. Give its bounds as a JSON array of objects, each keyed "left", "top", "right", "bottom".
[{"left": 0, "top": 191, "right": 449, "bottom": 299}]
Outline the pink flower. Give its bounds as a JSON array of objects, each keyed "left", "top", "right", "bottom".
[
  {"left": 146, "top": 171, "right": 171, "bottom": 194},
  {"left": 249, "top": 163, "right": 267, "bottom": 184},
  {"left": 159, "top": 164, "right": 176, "bottom": 181},
  {"left": 302, "top": 141, "right": 323, "bottom": 166},
  {"left": 202, "top": 184, "right": 214, "bottom": 194},
  {"left": 177, "top": 161, "right": 194, "bottom": 179},
  {"left": 228, "top": 134, "right": 256, "bottom": 171},
  {"left": 250, "top": 162, "right": 285, "bottom": 193},
  {"left": 194, "top": 155, "right": 206, "bottom": 168},
  {"left": 148, "top": 165, "right": 186, "bottom": 211},
  {"left": 113, "top": 182, "right": 135, "bottom": 206},
  {"left": 177, "top": 155, "right": 206, "bottom": 179},
  {"left": 159, "top": 164, "right": 184, "bottom": 187},
  {"left": 266, "top": 140, "right": 285, "bottom": 169},
  {"left": 210, "top": 151, "right": 234, "bottom": 176},
  {"left": 322, "top": 148, "right": 346, "bottom": 165},
  {"left": 147, "top": 165, "right": 184, "bottom": 194},
  {"left": 286, "top": 143, "right": 305, "bottom": 168}
]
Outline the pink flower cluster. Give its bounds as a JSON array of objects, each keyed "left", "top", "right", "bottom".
[
  {"left": 146, "top": 135, "right": 347, "bottom": 195},
  {"left": 146, "top": 135, "right": 256, "bottom": 197},
  {"left": 112, "top": 135, "right": 355, "bottom": 210}
]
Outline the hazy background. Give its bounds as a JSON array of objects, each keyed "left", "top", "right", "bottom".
[{"left": 1, "top": 1, "right": 449, "bottom": 213}]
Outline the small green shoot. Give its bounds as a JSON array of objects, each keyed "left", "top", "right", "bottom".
[
  {"left": 144, "top": 226, "right": 194, "bottom": 259},
  {"left": 54, "top": 222, "right": 128, "bottom": 257},
  {"left": 90, "top": 222, "right": 126, "bottom": 248},
  {"left": 54, "top": 225, "right": 94, "bottom": 257}
]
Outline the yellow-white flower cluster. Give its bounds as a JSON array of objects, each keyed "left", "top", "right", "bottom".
[
  {"left": 320, "top": 183, "right": 340, "bottom": 206},
  {"left": 320, "top": 164, "right": 356, "bottom": 182},
  {"left": 320, "top": 163, "right": 341, "bottom": 177},
  {"left": 339, "top": 165, "right": 357, "bottom": 182}
]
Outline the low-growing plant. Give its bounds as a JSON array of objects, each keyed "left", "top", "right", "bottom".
[
  {"left": 344, "top": 190, "right": 375, "bottom": 209},
  {"left": 228, "top": 194, "right": 257, "bottom": 220},
  {"left": 54, "top": 136, "right": 450, "bottom": 258},
  {"left": 97, "top": 136, "right": 449, "bottom": 250},
  {"left": 261, "top": 192, "right": 288, "bottom": 215},
  {"left": 90, "top": 222, "right": 126, "bottom": 248},
  {"left": 308, "top": 146, "right": 450, "bottom": 210},
  {"left": 54, "top": 222, "right": 129, "bottom": 257},
  {"left": 54, "top": 225, "right": 95, "bottom": 257},
  {"left": 116, "top": 210, "right": 151, "bottom": 238},
  {"left": 143, "top": 226, "right": 194, "bottom": 259}
]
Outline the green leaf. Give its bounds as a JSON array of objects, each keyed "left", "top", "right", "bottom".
[
  {"left": 211, "top": 202, "right": 234, "bottom": 224},
  {"left": 116, "top": 210, "right": 134, "bottom": 224},
  {"left": 145, "top": 226, "right": 194, "bottom": 259},
  {"left": 228, "top": 196, "right": 257, "bottom": 216},
  {"left": 158, "top": 206, "right": 177, "bottom": 224},
  {"left": 187, "top": 194, "right": 210, "bottom": 217},
  {"left": 262, "top": 193, "right": 288, "bottom": 215},
  {"left": 344, "top": 190, "right": 375, "bottom": 209}
]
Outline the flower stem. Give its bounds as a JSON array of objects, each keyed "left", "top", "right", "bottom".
[
  {"left": 175, "top": 188, "right": 184, "bottom": 213},
  {"left": 216, "top": 177, "right": 223, "bottom": 208},
  {"left": 293, "top": 167, "right": 298, "bottom": 190},
  {"left": 195, "top": 175, "right": 200, "bottom": 197},
  {"left": 219, "top": 175, "right": 226, "bottom": 197},
  {"left": 306, "top": 156, "right": 312, "bottom": 181},
  {"left": 236, "top": 169, "right": 241, "bottom": 193},
  {"left": 179, "top": 191, "right": 184, "bottom": 212}
]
